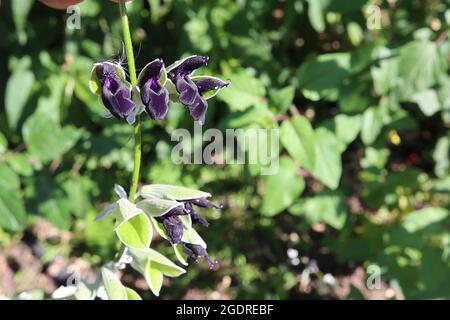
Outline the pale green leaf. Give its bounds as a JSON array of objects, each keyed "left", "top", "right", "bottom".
[
  {"left": 269, "top": 86, "right": 295, "bottom": 113},
  {"left": 412, "top": 89, "right": 441, "bottom": 117},
  {"left": 22, "top": 113, "right": 82, "bottom": 164},
  {"left": 311, "top": 128, "right": 342, "bottom": 189},
  {"left": 261, "top": 156, "right": 305, "bottom": 216},
  {"left": 0, "top": 164, "right": 25, "bottom": 231},
  {"left": 181, "top": 226, "right": 207, "bottom": 248},
  {"left": 397, "top": 40, "right": 447, "bottom": 99},
  {"left": 5, "top": 69, "right": 34, "bottom": 130},
  {"left": 280, "top": 115, "right": 315, "bottom": 170},
  {"left": 125, "top": 288, "right": 142, "bottom": 300},
  {"left": 403, "top": 208, "right": 449, "bottom": 233},
  {"left": 433, "top": 136, "right": 450, "bottom": 178},
  {"left": 145, "top": 261, "right": 163, "bottom": 297},
  {"left": 307, "top": 0, "right": 326, "bottom": 32},
  {"left": 173, "top": 243, "right": 188, "bottom": 266},
  {"left": 361, "top": 107, "right": 383, "bottom": 146},
  {"left": 296, "top": 53, "right": 351, "bottom": 101},
  {"left": 115, "top": 212, "right": 152, "bottom": 249},
  {"left": 218, "top": 73, "right": 266, "bottom": 111},
  {"left": 12, "top": 0, "right": 34, "bottom": 44},
  {"left": 101, "top": 268, "right": 127, "bottom": 300}
]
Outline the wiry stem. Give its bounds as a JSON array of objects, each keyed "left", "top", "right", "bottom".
[{"left": 118, "top": 0, "right": 141, "bottom": 202}]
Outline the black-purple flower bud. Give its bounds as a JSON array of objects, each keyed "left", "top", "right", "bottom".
[
  {"left": 167, "top": 56, "right": 228, "bottom": 125},
  {"left": 182, "top": 242, "right": 217, "bottom": 269}
]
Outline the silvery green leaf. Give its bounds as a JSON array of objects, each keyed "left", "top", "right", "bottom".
[
  {"left": 113, "top": 199, "right": 152, "bottom": 249},
  {"left": 101, "top": 268, "right": 128, "bottom": 300},
  {"left": 89, "top": 62, "right": 127, "bottom": 96},
  {"left": 153, "top": 261, "right": 186, "bottom": 277},
  {"left": 116, "top": 198, "right": 142, "bottom": 221},
  {"left": 179, "top": 214, "right": 192, "bottom": 229},
  {"left": 129, "top": 248, "right": 185, "bottom": 297},
  {"left": 125, "top": 288, "right": 142, "bottom": 300},
  {"left": 140, "top": 184, "right": 211, "bottom": 201},
  {"left": 146, "top": 249, "right": 186, "bottom": 273},
  {"left": 95, "top": 202, "right": 117, "bottom": 221},
  {"left": 173, "top": 243, "right": 188, "bottom": 266},
  {"left": 114, "top": 184, "right": 127, "bottom": 199},
  {"left": 137, "top": 198, "right": 182, "bottom": 217},
  {"left": 115, "top": 212, "right": 152, "bottom": 249},
  {"left": 130, "top": 248, "right": 186, "bottom": 275},
  {"left": 145, "top": 261, "right": 163, "bottom": 297},
  {"left": 182, "top": 226, "right": 207, "bottom": 248},
  {"left": 150, "top": 216, "right": 168, "bottom": 240}
]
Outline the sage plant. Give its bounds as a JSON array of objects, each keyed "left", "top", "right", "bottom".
[{"left": 70, "top": 0, "right": 228, "bottom": 299}]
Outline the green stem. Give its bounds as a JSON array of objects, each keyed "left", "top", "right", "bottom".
[
  {"left": 129, "top": 121, "right": 142, "bottom": 201},
  {"left": 118, "top": 0, "right": 141, "bottom": 202},
  {"left": 119, "top": 0, "right": 137, "bottom": 85}
]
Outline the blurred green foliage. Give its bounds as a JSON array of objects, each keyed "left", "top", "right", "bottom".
[{"left": 0, "top": 0, "right": 450, "bottom": 299}]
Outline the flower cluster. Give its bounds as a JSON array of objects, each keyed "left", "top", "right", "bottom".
[
  {"left": 136, "top": 184, "right": 221, "bottom": 269},
  {"left": 90, "top": 56, "right": 229, "bottom": 125},
  {"left": 156, "top": 196, "right": 221, "bottom": 269},
  {"left": 96, "top": 184, "right": 221, "bottom": 270}
]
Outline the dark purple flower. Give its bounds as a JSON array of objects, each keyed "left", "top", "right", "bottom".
[
  {"left": 182, "top": 242, "right": 217, "bottom": 269},
  {"left": 96, "top": 62, "right": 135, "bottom": 120},
  {"left": 160, "top": 213, "right": 183, "bottom": 244},
  {"left": 168, "top": 55, "right": 228, "bottom": 125},
  {"left": 190, "top": 198, "right": 222, "bottom": 210},
  {"left": 139, "top": 59, "right": 169, "bottom": 120},
  {"left": 181, "top": 197, "right": 222, "bottom": 228},
  {"left": 184, "top": 202, "right": 209, "bottom": 227}
]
